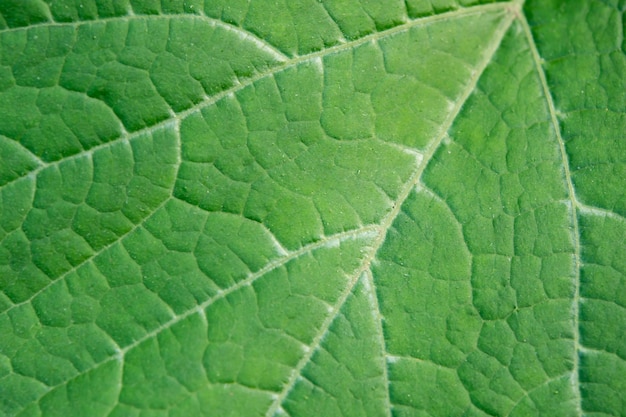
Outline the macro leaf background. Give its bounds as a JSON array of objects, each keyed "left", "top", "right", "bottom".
[{"left": 0, "top": 0, "right": 625, "bottom": 416}]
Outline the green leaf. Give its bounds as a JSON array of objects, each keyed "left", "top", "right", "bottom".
[{"left": 0, "top": 0, "right": 624, "bottom": 416}]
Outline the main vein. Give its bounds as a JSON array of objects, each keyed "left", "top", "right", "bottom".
[
  {"left": 264, "top": 7, "right": 517, "bottom": 415},
  {"left": 518, "top": 13, "right": 583, "bottom": 414}
]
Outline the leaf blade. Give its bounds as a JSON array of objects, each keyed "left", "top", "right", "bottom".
[{"left": 1, "top": 1, "right": 624, "bottom": 416}]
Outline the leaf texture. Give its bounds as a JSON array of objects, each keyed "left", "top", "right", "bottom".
[{"left": 0, "top": 0, "right": 624, "bottom": 416}]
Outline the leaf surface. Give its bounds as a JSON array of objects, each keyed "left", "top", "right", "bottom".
[{"left": 0, "top": 0, "right": 624, "bottom": 416}]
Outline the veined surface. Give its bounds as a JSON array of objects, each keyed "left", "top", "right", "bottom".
[{"left": 0, "top": 0, "right": 624, "bottom": 416}]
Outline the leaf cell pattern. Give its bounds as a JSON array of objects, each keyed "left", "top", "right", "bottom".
[{"left": 0, "top": 0, "right": 624, "bottom": 416}]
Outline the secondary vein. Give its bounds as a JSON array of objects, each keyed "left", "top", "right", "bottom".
[
  {"left": 518, "top": 12, "right": 583, "bottom": 416},
  {"left": 0, "top": 2, "right": 513, "bottom": 193}
]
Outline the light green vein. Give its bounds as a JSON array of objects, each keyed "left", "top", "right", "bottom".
[
  {"left": 0, "top": 13, "right": 289, "bottom": 61},
  {"left": 504, "top": 374, "right": 572, "bottom": 417},
  {"left": 519, "top": 12, "right": 583, "bottom": 415},
  {"left": 577, "top": 202, "right": 626, "bottom": 223},
  {"left": 363, "top": 269, "right": 393, "bottom": 417}
]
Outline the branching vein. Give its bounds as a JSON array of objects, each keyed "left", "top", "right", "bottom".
[{"left": 264, "top": 8, "right": 517, "bottom": 414}]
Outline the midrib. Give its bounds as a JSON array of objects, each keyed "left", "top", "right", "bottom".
[{"left": 518, "top": 12, "right": 584, "bottom": 416}]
